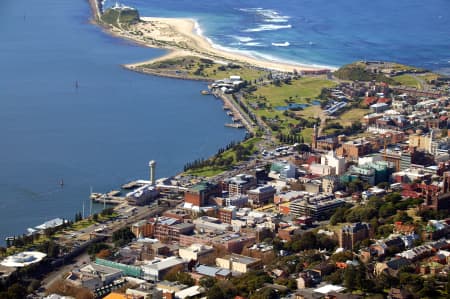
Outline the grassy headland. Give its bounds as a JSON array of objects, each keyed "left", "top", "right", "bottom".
[
  {"left": 184, "top": 137, "right": 262, "bottom": 177},
  {"left": 138, "top": 56, "right": 269, "bottom": 81}
]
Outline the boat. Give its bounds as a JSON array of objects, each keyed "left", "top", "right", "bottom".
[{"left": 90, "top": 192, "right": 103, "bottom": 200}]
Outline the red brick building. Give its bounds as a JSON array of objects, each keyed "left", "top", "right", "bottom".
[{"left": 184, "top": 182, "right": 221, "bottom": 207}]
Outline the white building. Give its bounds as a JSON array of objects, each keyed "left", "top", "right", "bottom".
[
  {"left": 179, "top": 244, "right": 214, "bottom": 262},
  {"left": 270, "top": 161, "right": 296, "bottom": 179},
  {"left": 321, "top": 151, "right": 346, "bottom": 175},
  {"left": 142, "top": 257, "right": 185, "bottom": 281},
  {"left": 310, "top": 163, "right": 334, "bottom": 176}
]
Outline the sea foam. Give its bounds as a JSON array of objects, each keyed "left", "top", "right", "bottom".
[
  {"left": 243, "top": 24, "right": 292, "bottom": 32},
  {"left": 272, "top": 42, "right": 290, "bottom": 47},
  {"left": 239, "top": 8, "right": 290, "bottom": 23},
  {"left": 192, "top": 16, "right": 335, "bottom": 70},
  {"left": 231, "top": 36, "right": 254, "bottom": 43},
  {"left": 244, "top": 42, "right": 263, "bottom": 47}
]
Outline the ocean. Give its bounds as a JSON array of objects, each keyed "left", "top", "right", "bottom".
[
  {"left": 0, "top": 0, "right": 245, "bottom": 244},
  {"left": 118, "top": 0, "right": 450, "bottom": 73}
]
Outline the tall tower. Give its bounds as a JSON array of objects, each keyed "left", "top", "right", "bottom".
[
  {"left": 149, "top": 160, "right": 156, "bottom": 185},
  {"left": 312, "top": 124, "right": 319, "bottom": 149},
  {"left": 429, "top": 129, "right": 434, "bottom": 154}
]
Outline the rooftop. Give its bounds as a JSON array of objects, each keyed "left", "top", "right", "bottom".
[
  {"left": 222, "top": 253, "right": 260, "bottom": 265},
  {"left": 143, "top": 256, "right": 184, "bottom": 271}
]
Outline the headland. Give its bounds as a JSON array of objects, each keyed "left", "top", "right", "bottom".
[{"left": 88, "top": 0, "right": 328, "bottom": 74}]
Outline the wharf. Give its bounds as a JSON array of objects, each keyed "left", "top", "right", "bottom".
[
  {"left": 121, "top": 180, "right": 141, "bottom": 189},
  {"left": 212, "top": 90, "right": 255, "bottom": 133},
  {"left": 225, "top": 123, "right": 245, "bottom": 129},
  {"left": 91, "top": 196, "right": 125, "bottom": 205}
]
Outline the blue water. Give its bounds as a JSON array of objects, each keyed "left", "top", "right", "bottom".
[
  {"left": 275, "top": 103, "right": 310, "bottom": 111},
  {"left": 118, "top": 0, "right": 450, "bottom": 73},
  {"left": 0, "top": 0, "right": 245, "bottom": 243}
]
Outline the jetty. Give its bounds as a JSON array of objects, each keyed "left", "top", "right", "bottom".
[
  {"left": 91, "top": 196, "right": 125, "bottom": 205},
  {"left": 121, "top": 180, "right": 141, "bottom": 189},
  {"left": 225, "top": 123, "right": 245, "bottom": 129},
  {"left": 211, "top": 89, "right": 255, "bottom": 133}
]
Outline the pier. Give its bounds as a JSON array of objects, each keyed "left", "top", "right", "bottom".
[
  {"left": 91, "top": 196, "right": 125, "bottom": 205},
  {"left": 121, "top": 180, "right": 142, "bottom": 189},
  {"left": 225, "top": 123, "right": 245, "bottom": 129},
  {"left": 212, "top": 90, "right": 255, "bottom": 133}
]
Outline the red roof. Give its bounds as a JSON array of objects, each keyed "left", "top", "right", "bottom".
[
  {"left": 306, "top": 156, "right": 319, "bottom": 165},
  {"left": 377, "top": 97, "right": 391, "bottom": 104},
  {"left": 364, "top": 97, "right": 377, "bottom": 106}
]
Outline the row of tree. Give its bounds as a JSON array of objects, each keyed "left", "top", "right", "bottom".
[{"left": 276, "top": 133, "right": 304, "bottom": 144}]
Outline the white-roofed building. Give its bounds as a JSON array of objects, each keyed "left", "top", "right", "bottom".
[
  {"left": 178, "top": 244, "right": 214, "bottom": 263},
  {"left": 1, "top": 251, "right": 46, "bottom": 268},
  {"left": 175, "top": 285, "right": 204, "bottom": 299},
  {"left": 314, "top": 284, "right": 345, "bottom": 295},
  {"left": 142, "top": 256, "right": 185, "bottom": 281}
]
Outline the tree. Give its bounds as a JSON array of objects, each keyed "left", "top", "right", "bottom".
[
  {"left": 112, "top": 227, "right": 135, "bottom": 246},
  {"left": 164, "top": 267, "right": 195, "bottom": 286},
  {"left": 207, "top": 285, "right": 227, "bottom": 299},
  {"left": 346, "top": 179, "right": 364, "bottom": 193},
  {"left": 330, "top": 251, "right": 354, "bottom": 263},
  {"left": 250, "top": 287, "right": 278, "bottom": 299},
  {"left": 206, "top": 281, "right": 236, "bottom": 299},
  {"left": 7, "top": 284, "right": 27, "bottom": 299},
  {"left": 417, "top": 277, "right": 439, "bottom": 298},
  {"left": 296, "top": 143, "right": 310, "bottom": 153},
  {"left": 379, "top": 203, "right": 396, "bottom": 218},
  {"left": 393, "top": 211, "right": 413, "bottom": 223},
  {"left": 88, "top": 242, "right": 110, "bottom": 256},
  {"left": 101, "top": 207, "right": 114, "bottom": 216},
  {"left": 96, "top": 249, "right": 111, "bottom": 259},
  {"left": 199, "top": 276, "right": 216, "bottom": 289},
  {"left": 377, "top": 182, "right": 390, "bottom": 190},
  {"left": 27, "top": 279, "right": 41, "bottom": 294},
  {"left": 330, "top": 207, "right": 348, "bottom": 225},
  {"left": 343, "top": 266, "right": 357, "bottom": 291}
]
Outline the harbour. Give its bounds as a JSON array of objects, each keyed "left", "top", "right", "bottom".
[{"left": 0, "top": 0, "right": 246, "bottom": 244}]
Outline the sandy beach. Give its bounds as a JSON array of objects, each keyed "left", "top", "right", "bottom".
[{"left": 117, "top": 17, "right": 326, "bottom": 72}]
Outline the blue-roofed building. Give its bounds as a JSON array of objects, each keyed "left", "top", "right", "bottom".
[{"left": 194, "top": 264, "right": 232, "bottom": 280}]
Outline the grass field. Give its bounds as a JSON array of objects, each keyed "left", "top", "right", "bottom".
[
  {"left": 300, "top": 127, "right": 313, "bottom": 144},
  {"left": 392, "top": 74, "right": 423, "bottom": 89},
  {"left": 296, "top": 105, "right": 322, "bottom": 119},
  {"left": 254, "top": 77, "right": 337, "bottom": 106},
  {"left": 245, "top": 77, "right": 336, "bottom": 136},
  {"left": 417, "top": 72, "right": 440, "bottom": 82},
  {"left": 337, "top": 108, "right": 370, "bottom": 126},
  {"left": 186, "top": 166, "right": 229, "bottom": 177}
]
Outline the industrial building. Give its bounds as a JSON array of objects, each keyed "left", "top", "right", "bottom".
[{"left": 289, "top": 194, "right": 345, "bottom": 220}]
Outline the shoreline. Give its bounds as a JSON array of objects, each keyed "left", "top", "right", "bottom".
[{"left": 87, "top": 0, "right": 331, "bottom": 73}]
